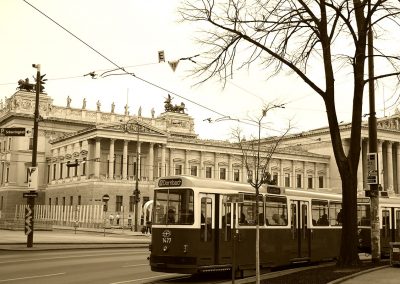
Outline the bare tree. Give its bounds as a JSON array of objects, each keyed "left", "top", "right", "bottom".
[
  {"left": 232, "top": 104, "right": 291, "bottom": 283},
  {"left": 179, "top": 0, "right": 400, "bottom": 267}
]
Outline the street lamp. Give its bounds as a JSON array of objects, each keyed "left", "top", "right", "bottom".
[
  {"left": 124, "top": 119, "right": 141, "bottom": 232},
  {"left": 133, "top": 121, "right": 141, "bottom": 232}
]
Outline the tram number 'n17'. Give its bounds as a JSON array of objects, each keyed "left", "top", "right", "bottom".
[{"left": 163, "top": 237, "right": 172, "bottom": 244}]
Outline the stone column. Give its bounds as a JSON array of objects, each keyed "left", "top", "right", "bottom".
[
  {"left": 386, "top": 141, "right": 393, "bottom": 192},
  {"left": 122, "top": 140, "right": 128, "bottom": 180},
  {"left": 378, "top": 140, "right": 384, "bottom": 189},
  {"left": 185, "top": 150, "right": 189, "bottom": 175},
  {"left": 292, "top": 161, "right": 296, "bottom": 189},
  {"left": 108, "top": 139, "right": 115, "bottom": 179},
  {"left": 169, "top": 148, "right": 173, "bottom": 176},
  {"left": 325, "top": 165, "right": 330, "bottom": 188},
  {"left": 94, "top": 138, "right": 101, "bottom": 178},
  {"left": 199, "top": 151, "right": 204, "bottom": 178},
  {"left": 148, "top": 143, "right": 154, "bottom": 181},
  {"left": 137, "top": 142, "right": 142, "bottom": 179},
  {"left": 228, "top": 155, "right": 232, "bottom": 181},
  {"left": 314, "top": 163, "right": 318, "bottom": 188},
  {"left": 214, "top": 153, "right": 219, "bottom": 179},
  {"left": 161, "top": 145, "right": 166, "bottom": 177},
  {"left": 397, "top": 143, "right": 400, "bottom": 194}
]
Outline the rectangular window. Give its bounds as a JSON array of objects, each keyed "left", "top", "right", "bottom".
[
  {"left": 265, "top": 196, "right": 288, "bottom": 226},
  {"left": 29, "top": 138, "right": 33, "bottom": 150},
  {"left": 238, "top": 194, "right": 264, "bottom": 226},
  {"left": 0, "top": 196, "right": 3, "bottom": 210},
  {"left": 284, "top": 173, "right": 290, "bottom": 187},
  {"left": 69, "top": 196, "right": 73, "bottom": 205},
  {"left": 190, "top": 165, "right": 197, "bottom": 176},
  {"left": 153, "top": 188, "right": 194, "bottom": 225},
  {"left": 330, "top": 202, "right": 342, "bottom": 226},
  {"left": 219, "top": 168, "right": 226, "bottom": 180},
  {"left": 60, "top": 163, "right": 63, "bottom": 179},
  {"left": 175, "top": 164, "right": 182, "bottom": 175},
  {"left": 48, "top": 198, "right": 51, "bottom": 205},
  {"left": 74, "top": 163, "right": 78, "bottom": 177},
  {"left": 129, "top": 195, "right": 134, "bottom": 212},
  {"left": 78, "top": 195, "right": 81, "bottom": 205},
  {"left": 55, "top": 197, "right": 59, "bottom": 205},
  {"left": 273, "top": 173, "right": 278, "bottom": 185},
  {"left": 47, "top": 165, "right": 50, "bottom": 183},
  {"left": 53, "top": 164, "right": 56, "bottom": 180},
  {"left": 311, "top": 199, "right": 329, "bottom": 226},
  {"left": 62, "top": 197, "right": 66, "bottom": 207},
  {"left": 357, "top": 204, "right": 371, "bottom": 226},
  {"left": 319, "top": 176, "right": 324, "bottom": 188},
  {"left": 5, "top": 167, "right": 9, "bottom": 183},
  {"left": 82, "top": 158, "right": 86, "bottom": 175},
  {"left": 116, "top": 195, "right": 123, "bottom": 212},
  {"left": 296, "top": 174, "right": 302, "bottom": 188},
  {"left": 234, "top": 169, "right": 240, "bottom": 182},
  {"left": 8, "top": 138, "right": 11, "bottom": 150},
  {"left": 308, "top": 175, "right": 313, "bottom": 189},
  {"left": 205, "top": 166, "right": 212, "bottom": 178}
]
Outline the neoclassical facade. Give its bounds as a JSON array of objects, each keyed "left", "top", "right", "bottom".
[{"left": 0, "top": 90, "right": 332, "bottom": 222}]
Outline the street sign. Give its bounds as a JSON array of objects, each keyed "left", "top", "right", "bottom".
[
  {"left": 25, "top": 206, "right": 33, "bottom": 235},
  {"left": 0, "top": 127, "right": 26, "bottom": 136},
  {"left": 367, "top": 153, "right": 378, "bottom": 185},
  {"left": 27, "top": 167, "right": 38, "bottom": 190},
  {"left": 23, "top": 192, "right": 38, "bottom": 198},
  {"left": 102, "top": 194, "right": 110, "bottom": 202}
]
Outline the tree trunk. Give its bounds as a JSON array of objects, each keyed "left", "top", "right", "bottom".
[{"left": 337, "top": 162, "right": 361, "bottom": 267}]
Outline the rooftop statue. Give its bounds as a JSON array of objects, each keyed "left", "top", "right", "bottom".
[
  {"left": 17, "top": 78, "right": 44, "bottom": 92},
  {"left": 164, "top": 94, "right": 186, "bottom": 114}
]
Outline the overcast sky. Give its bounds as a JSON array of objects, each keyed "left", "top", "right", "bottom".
[{"left": 1, "top": 0, "right": 398, "bottom": 140}]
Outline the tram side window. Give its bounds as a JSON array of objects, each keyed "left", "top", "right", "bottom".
[
  {"left": 265, "top": 196, "right": 287, "bottom": 226},
  {"left": 312, "top": 199, "right": 329, "bottom": 226},
  {"left": 329, "top": 202, "right": 342, "bottom": 226},
  {"left": 153, "top": 188, "right": 194, "bottom": 225},
  {"left": 357, "top": 204, "right": 371, "bottom": 226},
  {"left": 396, "top": 211, "right": 400, "bottom": 238},
  {"left": 201, "top": 197, "right": 212, "bottom": 242},
  {"left": 382, "top": 209, "right": 390, "bottom": 237},
  {"left": 238, "top": 194, "right": 264, "bottom": 226},
  {"left": 222, "top": 201, "right": 232, "bottom": 241}
]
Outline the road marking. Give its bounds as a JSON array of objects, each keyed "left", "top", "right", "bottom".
[
  {"left": 0, "top": 272, "right": 66, "bottom": 282},
  {"left": 110, "top": 274, "right": 176, "bottom": 284},
  {"left": 121, "top": 263, "right": 148, "bottom": 268},
  {"left": 0, "top": 251, "right": 148, "bottom": 265}
]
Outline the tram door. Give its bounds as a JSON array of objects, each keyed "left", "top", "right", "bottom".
[
  {"left": 381, "top": 208, "right": 391, "bottom": 253},
  {"left": 289, "top": 200, "right": 310, "bottom": 261},
  {"left": 198, "top": 194, "right": 217, "bottom": 265}
]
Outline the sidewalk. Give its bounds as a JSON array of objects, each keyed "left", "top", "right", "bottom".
[{"left": 0, "top": 226, "right": 151, "bottom": 251}]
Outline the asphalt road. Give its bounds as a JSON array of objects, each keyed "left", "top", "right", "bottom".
[{"left": 0, "top": 248, "right": 175, "bottom": 284}]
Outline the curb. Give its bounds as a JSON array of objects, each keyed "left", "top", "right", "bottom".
[{"left": 327, "top": 265, "right": 390, "bottom": 284}]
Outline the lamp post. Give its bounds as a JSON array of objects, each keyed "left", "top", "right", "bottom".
[
  {"left": 133, "top": 121, "right": 141, "bottom": 232},
  {"left": 367, "top": 0, "right": 380, "bottom": 263}
]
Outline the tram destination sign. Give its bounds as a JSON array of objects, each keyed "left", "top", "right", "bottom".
[
  {"left": 158, "top": 178, "right": 182, "bottom": 187},
  {"left": 0, "top": 127, "right": 26, "bottom": 136}
]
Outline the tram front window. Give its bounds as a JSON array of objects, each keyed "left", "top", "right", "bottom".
[{"left": 153, "top": 188, "right": 194, "bottom": 225}]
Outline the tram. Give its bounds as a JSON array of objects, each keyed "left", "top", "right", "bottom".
[{"left": 149, "top": 175, "right": 400, "bottom": 275}]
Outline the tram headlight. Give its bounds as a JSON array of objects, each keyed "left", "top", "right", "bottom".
[{"left": 163, "top": 245, "right": 169, "bottom": 252}]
